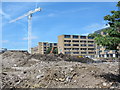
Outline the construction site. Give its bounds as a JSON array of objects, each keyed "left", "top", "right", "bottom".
[
  {"left": 1, "top": 34, "right": 120, "bottom": 89},
  {"left": 1, "top": 1, "right": 120, "bottom": 89},
  {"left": 1, "top": 50, "right": 120, "bottom": 89}
]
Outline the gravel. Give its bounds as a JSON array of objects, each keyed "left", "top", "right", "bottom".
[{"left": 1, "top": 51, "right": 119, "bottom": 89}]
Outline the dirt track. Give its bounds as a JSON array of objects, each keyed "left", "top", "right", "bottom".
[{"left": 1, "top": 51, "right": 120, "bottom": 89}]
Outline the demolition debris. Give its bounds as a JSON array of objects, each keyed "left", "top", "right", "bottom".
[{"left": 1, "top": 51, "right": 120, "bottom": 88}]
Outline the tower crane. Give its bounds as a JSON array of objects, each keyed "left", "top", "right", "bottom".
[{"left": 9, "top": 7, "right": 42, "bottom": 53}]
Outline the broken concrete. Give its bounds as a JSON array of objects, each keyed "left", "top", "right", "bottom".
[{"left": 1, "top": 51, "right": 119, "bottom": 88}]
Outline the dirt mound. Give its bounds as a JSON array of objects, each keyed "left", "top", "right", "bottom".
[
  {"left": 2, "top": 61, "right": 119, "bottom": 88},
  {"left": 64, "top": 56, "right": 94, "bottom": 63},
  {"left": 1, "top": 51, "right": 119, "bottom": 89},
  {"left": 2, "top": 51, "right": 31, "bottom": 68},
  {"left": 31, "top": 53, "right": 94, "bottom": 63},
  {"left": 31, "top": 53, "right": 63, "bottom": 61},
  {"left": 1, "top": 51, "right": 94, "bottom": 68}
]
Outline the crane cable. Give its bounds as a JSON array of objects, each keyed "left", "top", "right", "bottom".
[{"left": 35, "top": 0, "right": 38, "bottom": 8}]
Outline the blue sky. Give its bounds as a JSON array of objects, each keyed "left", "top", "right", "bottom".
[{"left": 1, "top": 2, "right": 118, "bottom": 50}]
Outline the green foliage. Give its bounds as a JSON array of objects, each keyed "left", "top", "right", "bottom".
[
  {"left": 103, "top": 28, "right": 120, "bottom": 37},
  {"left": 88, "top": 33, "right": 102, "bottom": 38},
  {"left": 46, "top": 47, "right": 52, "bottom": 54},
  {"left": 53, "top": 48, "right": 58, "bottom": 54},
  {"left": 88, "top": 1, "right": 120, "bottom": 51},
  {"left": 95, "top": 36, "right": 120, "bottom": 50},
  {"left": 117, "top": 1, "right": 120, "bottom": 7},
  {"left": 104, "top": 11, "right": 120, "bottom": 28}
]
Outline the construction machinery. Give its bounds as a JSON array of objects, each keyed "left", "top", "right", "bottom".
[
  {"left": 50, "top": 47, "right": 54, "bottom": 54},
  {"left": 9, "top": 7, "right": 42, "bottom": 53}
]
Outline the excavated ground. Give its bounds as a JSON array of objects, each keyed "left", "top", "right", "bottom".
[{"left": 1, "top": 51, "right": 120, "bottom": 89}]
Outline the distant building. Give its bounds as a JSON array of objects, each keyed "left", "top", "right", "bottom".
[
  {"left": 31, "top": 42, "right": 57, "bottom": 54},
  {"left": 96, "top": 46, "right": 116, "bottom": 58},
  {"left": 0, "top": 48, "right": 7, "bottom": 53},
  {"left": 58, "top": 35, "right": 96, "bottom": 58},
  {"left": 31, "top": 46, "right": 39, "bottom": 54},
  {"left": 31, "top": 28, "right": 118, "bottom": 58},
  {"left": 95, "top": 28, "right": 117, "bottom": 58}
]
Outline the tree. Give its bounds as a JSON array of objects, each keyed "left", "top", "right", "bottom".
[
  {"left": 46, "top": 47, "right": 52, "bottom": 54},
  {"left": 53, "top": 48, "right": 58, "bottom": 54},
  {"left": 89, "top": 1, "right": 120, "bottom": 57}
]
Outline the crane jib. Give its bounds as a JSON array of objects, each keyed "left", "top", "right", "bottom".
[
  {"left": 9, "top": 7, "right": 41, "bottom": 23},
  {"left": 9, "top": 7, "right": 42, "bottom": 53}
]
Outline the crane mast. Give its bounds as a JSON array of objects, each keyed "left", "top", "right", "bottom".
[
  {"left": 28, "top": 14, "right": 32, "bottom": 53},
  {"left": 9, "top": 7, "right": 41, "bottom": 53}
]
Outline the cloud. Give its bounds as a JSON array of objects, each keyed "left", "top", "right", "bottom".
[
  {"left": 46, "top": 7, "right": 90, "bottom": 17},
  {"left": 8, "top": 48, "right": 27, "bottom": 50},
  {"left": 23, "top": 35, "right": 38, "bottom": 40},
  {"left": 47, "top": 13, "right": 55, "bottom": 17},
  {"left": 0, "top": 9, "right": 11, "bottom": 20},
  {"left": 61, "top": 8, "right": 90, "bottom": 14},
  {"left": 32, "top": 7, "right": 90, "bottom": 20},
  {"left": 2, "top": 40, "right": 9, "bottom": 43},
  {"left": 103, "top": 24, "right": 110, "bottom": 28},
  {"left": 82, "top": 23, "right": 109, "bottom": 33},
  {"left": 84, "top": 23, "right": 102, "bottom": 29},
  {"left": 81, "top": 33, "right": 89, "bottom": 36}
]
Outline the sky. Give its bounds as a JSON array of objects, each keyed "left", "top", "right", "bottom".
[{"left": 1, "top": 2, "right": 118, "bottom": 50}]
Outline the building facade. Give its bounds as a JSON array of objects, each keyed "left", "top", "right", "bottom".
[
  {"left": 31, "top": 46, "right": 39, "bottom": 54},
  {"left": 96, "top": 46, "right": 116, "bottom": 58},
  {"left": 95, "top": 31, "right": 117, "bottom": 58},
  {"left": 31, "top": 31, "right": 118, "bottom": 58},
  {"left": 58, "top": 35, "right": 96, "bottom": 58},
  {"left": 31, "top": 42, "right": 57, "bottom": 54}
]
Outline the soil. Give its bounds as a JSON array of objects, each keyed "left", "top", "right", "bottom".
[{"left": 1, "top": 51, "right": 120, "bottom": 89}]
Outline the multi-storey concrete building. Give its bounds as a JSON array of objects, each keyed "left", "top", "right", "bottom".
[
  {"left": 96, "top": 46, "right": 116, "bottom": 58},
  {"left": 31, "top": 46, "right": 39, "bottom": 54},
  {"left": 31, "top": 42, "right": 57, "bottom": 54},
  {"left": 58, "top": 35, "right": 96, "bottom": 58},
  {"left": 31, "top": 29, "right": 118, "bottom": 58}
]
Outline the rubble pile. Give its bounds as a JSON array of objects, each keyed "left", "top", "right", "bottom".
[
  {"left": 64, "top": 56, "right": 94, "bottom": 63},
  {"left": 1, "top": 51, "right": 120, "bottom": 88},
  {"left": 2, "top": 51, "right": 31, "bottom": 68},
  {"left": 31, "top": 53, "right": 94, "bottom": 63},
  {"left": 31, "top": 53, "right": 63, "bottom": 61}
]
